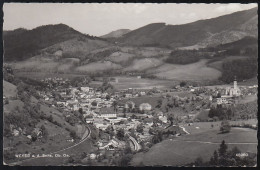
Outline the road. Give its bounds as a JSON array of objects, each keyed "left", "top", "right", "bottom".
[
  {"left": 128, "top": 135, "right": 141, "bottom": 151},
  {"left": 9, "top": 125, "right": 91, "bottom": 166}
]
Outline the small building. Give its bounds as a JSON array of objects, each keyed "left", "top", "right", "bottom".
[
  {"left": 139, "top": 103, "right": 152, "bottom": 111},
  {"left": 81, "top": 87, "right": 90, "bottom": 92},
  {"left": 125, "top": 101, "right": 135, "bottom": 109},
  {"left": 217, "top": 97, "right": 228, "bottom": 105},
  {"left": 125, "top": 94, "right": 133, "bottom": 98}
]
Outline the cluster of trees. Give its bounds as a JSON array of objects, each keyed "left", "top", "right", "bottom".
[
  {"left": 192, "top": 140, "right": 256, "bottom": 167},
  {"left": 220, "top": 57, "right": 257, "bottom": 83},
  {"left": 220, "top": 120, "right": 231, "bottom": 133},
  {"left": 166, "top": 50, "right": 210, "bottom": 65},
  {"left": 208, "top": 105, "right": 234, "bottom": 120},
  {"left": 70, "top": 76, "right": 92, "bottom": 87},
  {"left": 98, "top": 77, "right": 114, "bottom": 93},
  {"left": 88, "top": 48, "right": 119, "bottom": 63}
]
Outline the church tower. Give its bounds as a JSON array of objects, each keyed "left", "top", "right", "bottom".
[{"left": 234, "top": 76, "right": 237, "bottom": 90}]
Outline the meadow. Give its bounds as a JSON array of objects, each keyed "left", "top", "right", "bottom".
[{"left": 131, "top": 126, "right": 257, "bottom": 166}]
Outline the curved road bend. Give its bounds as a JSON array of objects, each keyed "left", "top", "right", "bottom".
[
  {"left": 128, "top": 135, "right": 141, "bottom": 151},
  {"left": 9, "top": 125, "right": 91, "bottom": 166}
]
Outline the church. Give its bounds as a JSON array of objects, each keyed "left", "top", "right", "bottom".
[{"left": 224, "top": 77, "right": 241, "bottom": 97}]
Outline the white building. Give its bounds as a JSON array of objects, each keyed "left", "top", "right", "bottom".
[
  {"left": 81, "top": 87, "right": 90, "bottom": 92},
  {"left": 139, "top": 103, "right": 152, "bottom": 111},
  {"left": 225, "top": 78, "right": 241, "bottom": 97}
]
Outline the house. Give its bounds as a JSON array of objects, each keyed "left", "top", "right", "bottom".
[
  {"left": 12, "top": 129, "right": 20, "bottom": 136},
  {"left": 217, "top": 97, "right": 228, "bottom": 105},
  {"left": 98, "top": 107, "right": 117, "bottom": 118},
  {"left": 125, "top": 101, "right": 135, "bottom": 109},
  {"left": 81, "top": 87, "right": 90, "bottom": 92},
  {"left": 140, "top": 91, "right": 146, "bottom": 96},
  {"left": 139, "top": 103, "right": 152, "bottom": 111},
  {"left": 125, "top": 94, "right": 133, "bottom": 98}
]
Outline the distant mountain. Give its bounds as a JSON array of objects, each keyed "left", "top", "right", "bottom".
[
  {"left": 3, "top": 24, "right": 106, "bottom": 61},
  {"left": 100, "top": 29, "right": 131, "bottom": 38},
  {"left": 117, "top": 7, "right": 258, "bottom": 48}
]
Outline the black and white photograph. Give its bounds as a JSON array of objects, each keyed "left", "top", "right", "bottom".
[{"left": 2, "top": 2, "right": 258, "bottom": 166}]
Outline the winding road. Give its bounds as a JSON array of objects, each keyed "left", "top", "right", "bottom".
[
  {"left": 128, "top": 134, "right": 141, "bottom": 151},
  {"left": 8, "top": 125, "right": 91, "bottom": 166}
]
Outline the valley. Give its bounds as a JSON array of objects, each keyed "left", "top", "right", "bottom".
[{"left": 3, "top": 5, "right": 258, "bottom": 167}]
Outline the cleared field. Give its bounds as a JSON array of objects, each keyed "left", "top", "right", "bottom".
[
  {"left": 131, "top": 127, "right": 257, "bottom": 166},
  {"left": 107, "top": 52, "right": 134, "bottom": 63},
  {"left": 4, "top": 100, "right": 24, "bottom": 113},
  {"left": 3, "top": 80, "right": 17, "bottom": 98},
  {"left": 108, "top": 76, "right": 175, "bottom": 90},
  {"left": 207, "top": 56, "right": 250, "bottom": 71},
  {"left": 14, "top": 71, "right": 88, "bottom": 80},
  {"left": 75, "top": 61, "right": 122, "bottom": 73},
  {"left": 238, "top": 95, "right": 257, "bottom": 104},
  {"left": 124, "top": 58, "right": 163, "bottom": 71},
  {"left": 151, "top": 59, "right": 221, "bottom": 81}
]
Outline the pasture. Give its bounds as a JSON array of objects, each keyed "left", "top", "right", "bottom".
[
  {"left": 108, "top": 76, "right": 175, "bottom": 90},
  {"left": 131, "top": 127, "right": 257, "bottom": 166},
  {"left": 3, "top": 80, "right": 17, "bottom": 98},
  {"left": 152, "top": 59, "right": 222, "bottom": 81}
]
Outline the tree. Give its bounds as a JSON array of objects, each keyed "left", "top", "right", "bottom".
[
  {"left": 91, "top": 101, "right": 97, "bottom": 107},
  {"left": 209, "top": 150, "right": 219, "bottom": 165},
  {"left": 194, "top": 156, "right": 203, "bottom": 166},
  {"left": 31, "top": 132, "right": 38, "bottom": 142},
  {"left": 136, "top": 124, "right": 144, "bottom": 133},
  {"left": 118, "top": 154, "right": 133, "bottom": 166},
  {"left": 156, "top": 99, "right": 163, "bottom": 108},
  {"left": 220, "top": 120, "right": 231, "bottom": 133},
  {"left": 112, "top": 101, "right": 118, "bottom": 113},
  {"left": 105, "top": 95, "right": 111, "bottom": 101},
  {"left": 117, "top": 128, "right": 125, "bottom": 140},
  {"left": 218, "top": 140, "right": 228, "bottom": 166},
  {"left": 70, "top": 130, "right": 77, "bottom": 139},
  {"left": 180, "top": 81, "right": 187, "bottom": 87},
  {"left": 78, "top": 108, "right": 83, "bottom": 114}
]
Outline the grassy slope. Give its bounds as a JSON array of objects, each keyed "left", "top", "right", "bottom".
[
  {"left": 3, "top": 80, "right": 17, "bottom": 97},
  {"left": 132, "top": 127, "right": 257, "bottom": 166},
  {"left": 153, "top": 59, "right": 222, "bottom": 80}
]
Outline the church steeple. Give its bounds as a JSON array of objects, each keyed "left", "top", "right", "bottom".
[{"left": 234, "top": 76, "right": 237, "bottom": 89}]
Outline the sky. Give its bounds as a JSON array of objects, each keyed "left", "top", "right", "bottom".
[{"left": 3, "top": 3, "right": 258, "bottom": 36}]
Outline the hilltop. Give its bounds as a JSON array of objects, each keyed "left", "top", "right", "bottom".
[
  {"left": 3, "top": 7, "right": 258, "bottom": 84},
  {"left": 117, "top": 7, "right": 257, "bottom": 48},
  {"left": 3, "top": 24, "right": 109, "bottom": 62},
  {"left": 101, "top": 29, "right": 131, "bottom": 38}
]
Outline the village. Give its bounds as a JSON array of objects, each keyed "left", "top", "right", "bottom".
[{"left": 33, "top": 76, "right": 258, "bottom": 164}]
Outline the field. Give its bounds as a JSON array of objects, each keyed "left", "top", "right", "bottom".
[
  {"left": 75, "top": 61, "right": 122, "bottom": 73},
  {"left": 238, "top": 95, "right": 257, "bottom": 104},
  {"left": 108, "top": 76, "right": 176, "bottom": 90},
  {"left": 124, "top": 58, "right": 163, "bottom": 71},
  {"left": 3, "top": 80, "right": 17, "bottom": 97},
  {"left": 150, "top": 59, "right": 222, "bottom": 81},
  {"left": 207, "top": 56, "right": 250, "bottom": 71},
  {"left": 14, "top": 71, "right": 88, "bottom": 80},
  {"left": 131, "top": 126, "right": 257, "bottom": 166}
]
